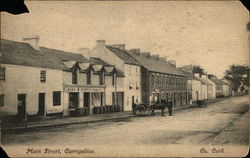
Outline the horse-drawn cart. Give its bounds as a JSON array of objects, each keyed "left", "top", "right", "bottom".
[{"left": 134, "top": 100, "right": 172, "bottom": 116}]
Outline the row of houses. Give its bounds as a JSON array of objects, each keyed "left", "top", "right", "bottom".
[{"left": 0, "top": 36, "right": 232, "bottom": 120}]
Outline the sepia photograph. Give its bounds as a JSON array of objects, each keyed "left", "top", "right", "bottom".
[{"left": 0, "top": 0, "right": 249, "bottom": 157}]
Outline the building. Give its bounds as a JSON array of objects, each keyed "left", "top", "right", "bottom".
[
  {"left": 0, "top": 37, "right": 124, "bottom": 119},
  {"left": 179, "top": 69, "right": 202, "bottom": 103},
  {"left": 198, "top": 75, "right": 214, "bottom": 99},
  {"left": 89, "top": 41, "right": 141, "bottom": 111},
  {"left": 221, "top": 80, "right": 231, "bottom": 97},
  {"left": 128, "top": 49, "right": 188, "bottom": 106},
  {"left": 208, "top": 75, "right": 224, "bottom": 98}
]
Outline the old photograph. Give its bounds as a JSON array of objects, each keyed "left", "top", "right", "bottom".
[{"left": 0, "top": 0, "right": 249, "bottom": 157}]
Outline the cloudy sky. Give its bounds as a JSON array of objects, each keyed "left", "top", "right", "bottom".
[{"left": 1, "top": 1, "right": 249, "bottom": 78}]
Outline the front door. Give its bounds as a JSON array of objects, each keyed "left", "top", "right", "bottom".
[
  {"left": 117, "top": 92, "right": 124, "bottom": 111},
  {"left": 38, "top": 93, "right": 45, "bottom": 116},
  {"left": 84, "top": 92, "right": 90, "bottom": 114},
  {"left": 17, "top": 94, "right": 26, "bottom": 119}
]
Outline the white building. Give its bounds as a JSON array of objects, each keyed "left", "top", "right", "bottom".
[
  {"left": 0, "top": 37, "right": 124, "bottom": 119},
  {"left": 89, "top": 41, "right": 141, "bottom": 111}
]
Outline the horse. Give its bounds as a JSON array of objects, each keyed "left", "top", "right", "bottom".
[{"left": 151, "top": 99, "right": 168, "bottom": 116}]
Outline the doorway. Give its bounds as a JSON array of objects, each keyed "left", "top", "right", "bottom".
[
  {"left": 69, "top": 92, "right": 79, "bottom": 108},
  {"left": 84, "top": 92, "right": 90, "bottom": 114},
  {"left": 38, "top": 93, "right": 45, "bottom": 116},
  {"left": 17, "top": 94, "right": 26, "bottom": 119},
  {"left": 117, "top": 92, "right": 124, "bottom": 111}
]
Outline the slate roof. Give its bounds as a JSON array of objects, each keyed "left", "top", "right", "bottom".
[
  {"left": 105, "top": 46, "right": 141, "bottom": 66},
  {"left": 0, "top": 39, "right": 89, "bottom": 70},
  {"left": 179, "top": 69, "right": 200, "bottom": 81},
  {"left": 90, "top": 57, "right": 124, "bottom": 77},
  {"left": 128, "top": 51, "right": 186, "bottom": 77}
]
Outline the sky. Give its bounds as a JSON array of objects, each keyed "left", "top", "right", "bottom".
[{"left": 1, "top": 1, "right": 249, "bottom": 78}]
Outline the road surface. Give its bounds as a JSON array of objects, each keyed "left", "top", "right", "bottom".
[{"left": 1, "top": 96, "right": 249, "bottom": 146}]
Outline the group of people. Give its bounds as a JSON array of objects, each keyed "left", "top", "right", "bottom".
[{"left": 132, "top": 99, "right": 173, "bottom": 116}]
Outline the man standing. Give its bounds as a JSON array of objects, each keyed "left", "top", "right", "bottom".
[
  {"left": 132, "top": 99, "right": 138, "bottom": 115},
  {"left": 167, "top": 98, "right": 173, "bottom": 116}
]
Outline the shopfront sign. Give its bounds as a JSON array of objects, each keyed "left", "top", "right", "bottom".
[{"left": 64, "top": 86, "right": 104, "bottom": 93}]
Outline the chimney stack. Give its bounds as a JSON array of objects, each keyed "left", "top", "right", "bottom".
[
  {"left": 79, "top": 48, "right": 90, "bottom": 59},
  {"left": 151, "top": 54, "right": 159, "bottom": 61},
  {"left": 168, "top": 60, "right": 176, "bottom": 67},
  {"left": 141, "top": 52, "right": 151, "bottom": 58},
  {"left": 159, "top": 56, "right": 167, "bottom": 62},
  {"left": 23, "top": 35, "right": 40, "bottom": 51},
  {"left": 194, "top": 73, "right": 200, "bottom": 78},
  {"left": 110, "top": 44, "right": 125, "bottom": 50},
  {"left": 129, "top": 48, "right": 140, "bottom": 55},
  {"left": 96, "top": 40, "right": 106, "bottom": 47}
]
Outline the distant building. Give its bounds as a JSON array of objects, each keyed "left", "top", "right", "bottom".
[
  {"left": 208, "top": 75, "right": 224, "bottom": 98},
  {"left": 89, "top": 41, "right": 141, "bottom": 111},
  {"left": 128, "top": 49, "right": 188, "bottom": 106},
  {"left": 0, "top": 37, "right": 124, "bottom": 119}
]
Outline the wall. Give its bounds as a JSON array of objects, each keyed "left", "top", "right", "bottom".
[
  {"left": 123, "top": 64, "right": 141, "bottom": 111},
  {"left": 201, "top": 84, "right": 208, "bottom": 100},
  {"left": 191, "top": 80, "right": 202, "bottom": 101},
  {"left": 0, "top": 64, "right": 63, "bottom": 116}
]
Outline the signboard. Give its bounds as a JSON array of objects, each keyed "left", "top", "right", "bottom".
[{"left": 65, "top": 87, "right": 104, "bottom": 93}]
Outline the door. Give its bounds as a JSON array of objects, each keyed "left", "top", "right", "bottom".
[
  {"left": 17, "top": 94, "right": 26, "bottom": 119},
  {"left": 84, "top": 92, "right": 90, "bottom": 114},
  {"left": 131, "top": 96, "right": 134, "bottom": 104},
  {"left": 117, "top": 92, "right": 124, "bottom": 111},
  {"left": 69, "top": 92, "right": 79, "bottom": 108},
  {"left": 38, "top": 93, "right": 45, "bottom": 116}
]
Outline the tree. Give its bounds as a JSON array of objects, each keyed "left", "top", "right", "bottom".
[
  {"left": 192, "top": 65, "right": 204, "bottom": 76},
  {"left": 224, "top": 64, "right": 250, "bottom": 92}
]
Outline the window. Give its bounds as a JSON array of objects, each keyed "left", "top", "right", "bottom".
[
  {"left": 87, "top": 70, "right": 91, "bottom": 85},
  {"left": 162, "top": 75, "right": 164, "bottom": 86},
  {"left": 40, "top": 70, "right": 46, "bottom": 82},
  {"left": 99, "top": 72, "right": 105, "bottom": 85},
  {"left": 0, "top": 94, "right": 4, "bottom": 107},
  {"left": 157, "top": 74, "right": 160, "bottom": 85},
  {"left": 129, "top": 81, "right": 132, "bottom": 89},
  {"left": 151, "top": 74, "right": 155, "bottom": 85},
  {"left": 136, "top": 81, "right": 139, "bottom": 90},
  {"left": 72, "top": 69, "right": 77, "bottom": 84},
  {"left": 0, "top": 67, "right": 6, "bottom": 81},
  {"left": 53, "top": 91, "right": 61, "bottom": 106}
]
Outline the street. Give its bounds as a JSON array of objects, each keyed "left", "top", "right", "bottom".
[{"left": 1, "top": 96, "right": 249, "bottom": 146}]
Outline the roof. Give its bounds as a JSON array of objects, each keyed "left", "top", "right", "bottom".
[
  {"left": 105, "top": 46, "right": 141, "bottom": 66},
  {"left": 89, "top": 57, "right": 124, "bottom": 77},
  {"left": 0, "top": 39, "right": 89, "bottom": 70},
  {"left": 198, "top": 78, "right": 213, "bottom": 86},
  {"left": 128, "top": 51, "right": 186, "bottom": 77},
  {"left": 179, "top": 69, "right": 200, "bottom": 81},
  {"left": 209, "top": 78, "right": 225, "bottom": 85}
]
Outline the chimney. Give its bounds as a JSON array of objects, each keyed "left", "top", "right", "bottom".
[
  {"left": 168, "top": 60, "right": 176, "bottom": 67},
  {"left": 23, "top": 35, "right": 40, "bottom": 51},
  {"left": 141, "top": 52, "right": 150, "bottom": 58},
  {"left": 96, "top": 40, "right": 106, "bottom": 47},
  {"left": 110, "top": 44, "right": 125, "bottom": 50},
  {"left": 151, "top": 55, "right": 159, "bottom": 61},
  {"left": 129, "top": 48, "right": 140, "bottom": 55},
  {"left": 159, "top": 56, "right": 167, "bottom": 62},
  {"left": 79, "top": 48, "right": 90, "bottom": 59}
]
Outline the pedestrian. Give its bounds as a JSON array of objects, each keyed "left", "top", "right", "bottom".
[
  {"left": 167, "top": 98, "right": 173, "bottom": 116},
  {"left": 132, "top": 99, "right": 138, "bottom": 115}
]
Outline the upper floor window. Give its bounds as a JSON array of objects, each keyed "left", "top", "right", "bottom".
[
  {"left": 40, "top": 70, "right": 46, "bottom": 82},
  {"left": 72, "top": 69, "right": 78, "bottom": 84},
  {"left": 99, "top": 72, "right": 105, "bottom": 85},
  {"left": 53, "top": 91, "right": 61, "bottom": 106},
  {"left": 157, "top": 74, "right": 160, "bottom": 85},
  {"left": 0, "top": 94, "right": 4, "bottom": 107},
  {"left": 87, "top": 70, "right": 91, "bottom": 85},
  {"left": 0, "top": 67, "right": 6, "bottom": 81},
  {"left": 151, "top": 74, "right": 155, "bottom": 85}
]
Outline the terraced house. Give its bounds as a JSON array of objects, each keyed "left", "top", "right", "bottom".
[
  {"left": 89, "top": 40, "right": 141, "bottom": 111},
  {"left": 128, "top": 49, "right": 188, "bottom": 106},
  {"left": 0, "top": 37, "right": 124, "bottom": 120}
]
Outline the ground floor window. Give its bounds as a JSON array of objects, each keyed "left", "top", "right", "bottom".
[
  {"left": 53, "top": 91, "right": 61, "bottom": 106},
  {"left": 0, "top": 94, "right": 4, "bottom": 107}
]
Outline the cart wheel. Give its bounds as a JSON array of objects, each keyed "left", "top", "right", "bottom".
[{"left": 135, "top": 106, "right": 146, "bottom": 116}]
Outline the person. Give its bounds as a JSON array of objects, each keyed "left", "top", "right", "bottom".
[
  {"left": 167, "top": 98, "right": 173, "bottom": 116},
  {"left": 132, "top": 99, "right": 138, "bottom": 115}
]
